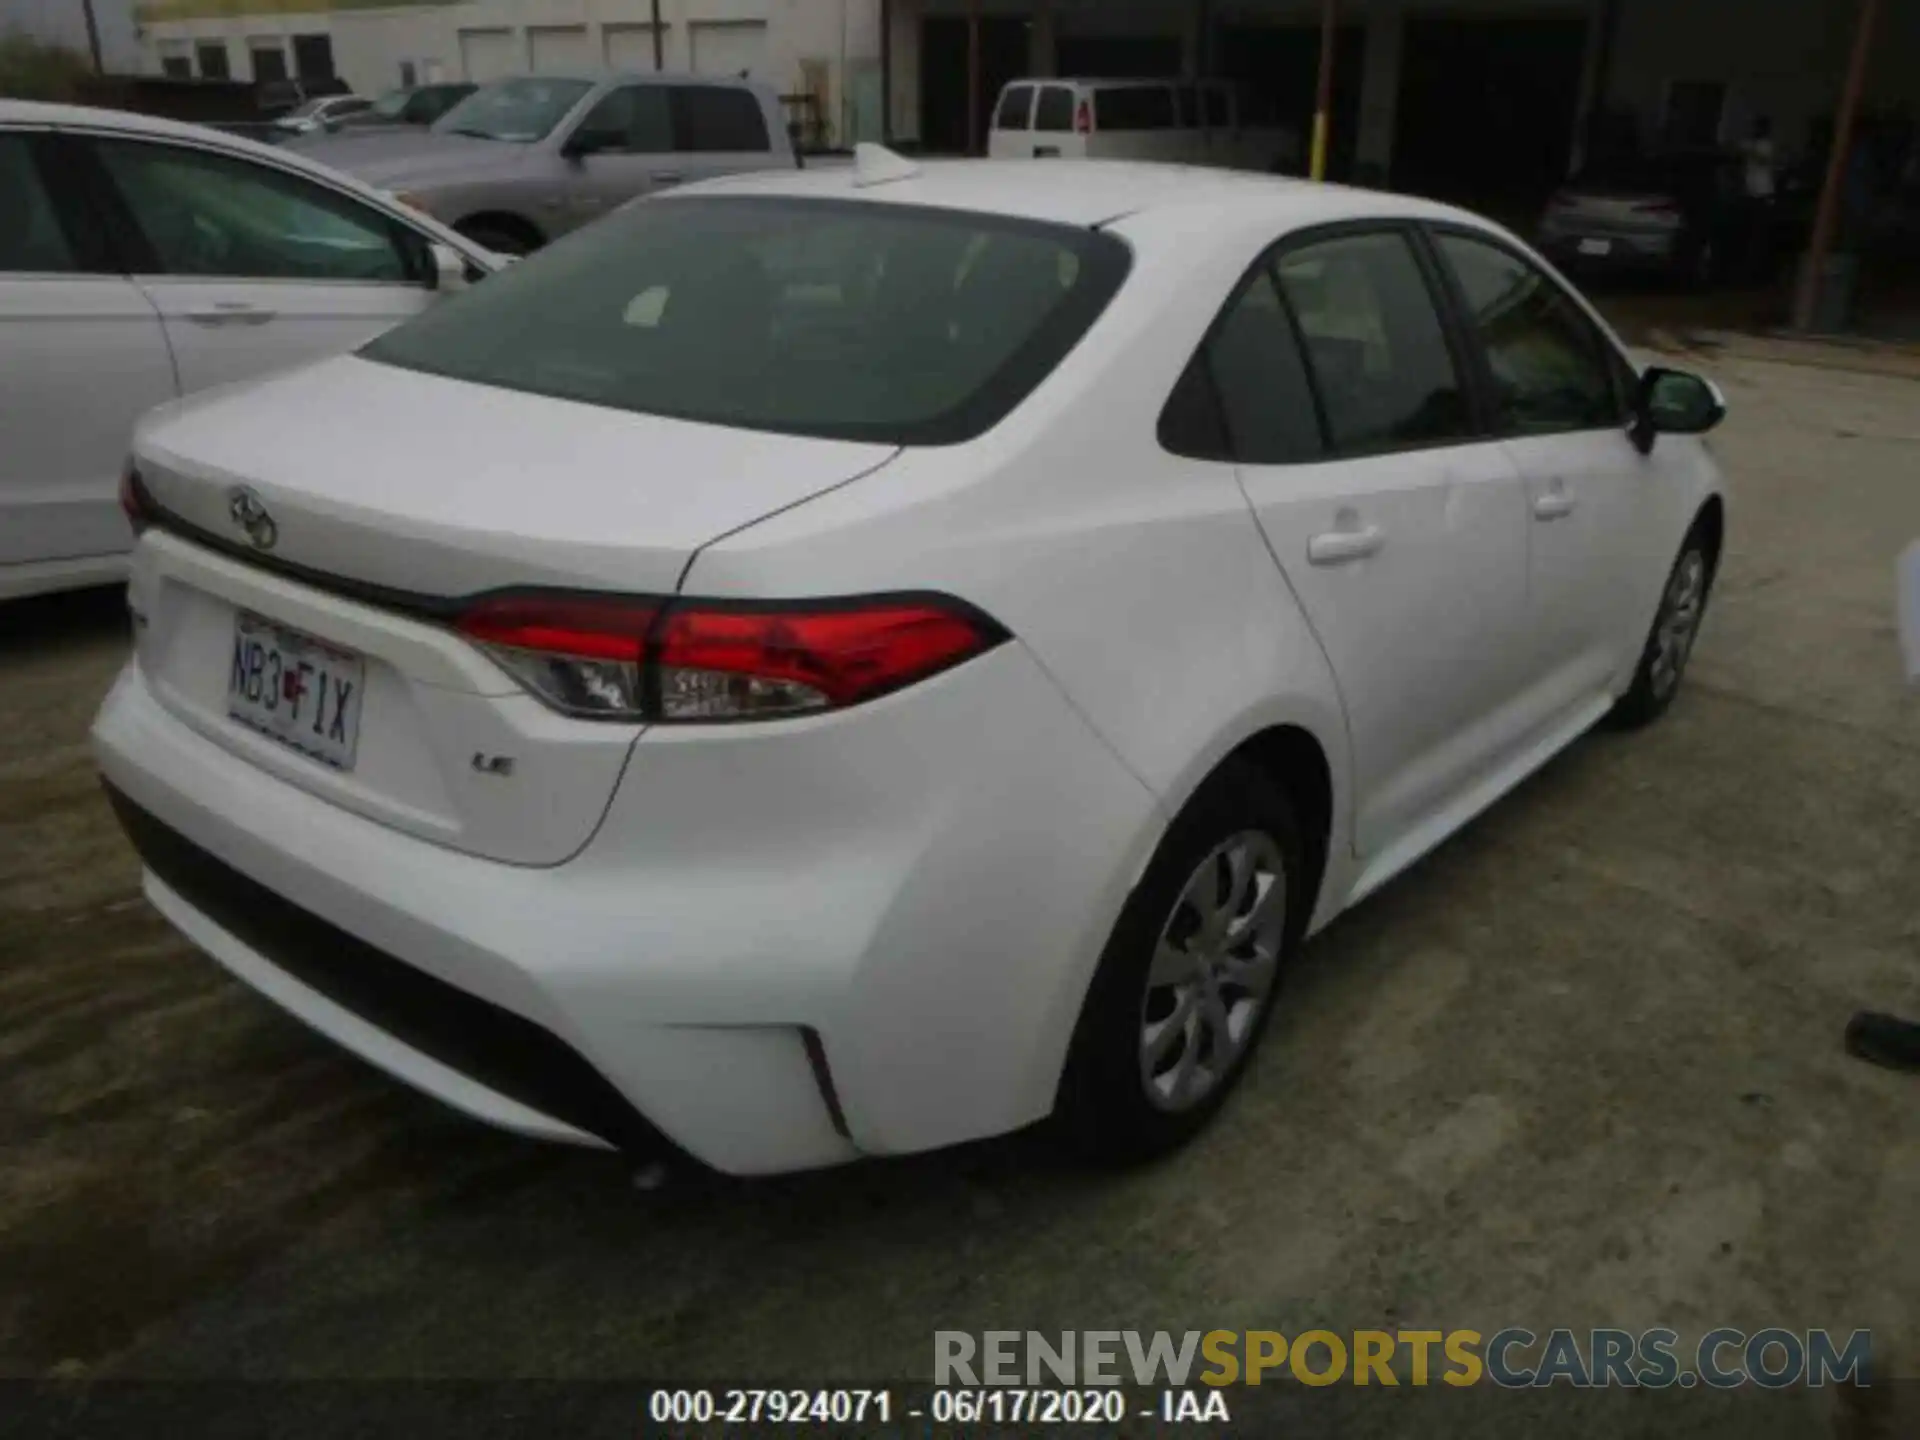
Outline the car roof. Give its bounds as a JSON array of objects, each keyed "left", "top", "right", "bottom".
[
  {"left": 671, "top": 156, "right": 1482, "bottom": 234},
  {"left": 0, "top": 97, "right": 266, "bottom": 143},
  {"left": 483, "top": 69, "right": 776, "bottom": 91}
]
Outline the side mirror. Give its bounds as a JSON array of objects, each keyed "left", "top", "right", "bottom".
[
  {"left": 1631, "top": 366, "right": 1727, "bottom": 453},
  {"left": 561, "top": 127, "right": 621, "bottom": 160},
  {"left": 428, "top": 241, "right": 470, "bottom": 294}
]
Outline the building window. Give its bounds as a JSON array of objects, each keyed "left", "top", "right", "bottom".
[
  {"left": 158, "top": 44, "right": 191, "bottom": 79},
  {"left": 195, "top": 41, "right": 231, "bottom": 80},
  {"left": 1663, "top": 81, "right": 1727, "bottom": 150},
  {"left": 399, "top": 60, "right": 418, "bottom": 88},
  {"left": 293, "top": 34, "right": 336, "bottom": 80},
  {"left": 250, "top": 42, "right": 288, "bottom": 83}
]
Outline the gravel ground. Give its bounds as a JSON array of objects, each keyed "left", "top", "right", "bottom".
[{"left": 0, "top": 353, "right": 1915, "bottom": 1428}]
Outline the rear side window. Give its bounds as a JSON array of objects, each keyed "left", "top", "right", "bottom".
[
  {"left": 1274, "top": 231, "right": 1470, "bottom": 455},
  {"left": 1034, "top": 86, "right": 1074, "bottom": 132},
  {"left": 1095, "top": 85, "right": 1175, "bottom": 131},
  {"left": 364, "top": 197, "right": 1131, "bottom": 446},
  {"left": 674, "top": 86, "right": 770, "bottom": 152},
  {"left": 1170, "top": 268, "right": 1323, "bottom": 464},
  {"left": 994, "top": 85, "right": 1034, "bottom": 131}
]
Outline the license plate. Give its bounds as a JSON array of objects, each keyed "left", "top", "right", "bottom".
[
  {"left": 1577, "top": 237, "right": 1614, "bottom": 257},
  {"left": 227, "top": 611, "right": 365, "bottom": 771}
]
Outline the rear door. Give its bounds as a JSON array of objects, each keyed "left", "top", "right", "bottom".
[
  {"left": 1220, "top": 225, "right": 1534, "bottom": 857},
  {"left": 77, "top": 132, "right": 441, "bottom": 396},
  {"left": 0, "top": 129, "right": 176, "bottom": 577},
  {"left": 988, "top": 83, "right": 1036, "bottom": 158},
  {"left": 1030, "top": 84, "right": 1084, "bottom": 159},
  {"left": 1425, "top": 226, "right": 1654, "bottom": 714}
]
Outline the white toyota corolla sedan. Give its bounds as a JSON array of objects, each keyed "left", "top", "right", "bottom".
[{"left": 94, "top": 150, "right": 1727, "bottom": 1175}]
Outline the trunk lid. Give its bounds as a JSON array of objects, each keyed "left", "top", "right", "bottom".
[{"left": 128, "top": 354, "right": 898, "bottom": 865}]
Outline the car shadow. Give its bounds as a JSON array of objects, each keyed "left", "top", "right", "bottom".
[{"left": 0, "top": 585, "right": 130, "bottom": 658}]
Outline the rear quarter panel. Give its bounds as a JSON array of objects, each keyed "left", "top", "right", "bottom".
[{"left": 682, "top": 200, "right": 1358, "bottom": 930}]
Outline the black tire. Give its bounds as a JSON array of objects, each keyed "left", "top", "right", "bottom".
[
  {"left": 1056, "top": 758, "right": 1305, "bottom": 1164},
  {"left": 456, "top": 219, "right": 540, "bottom": 258},
  {"left": 1609, "top": 530, "right": 1716, "bottom": 730}
]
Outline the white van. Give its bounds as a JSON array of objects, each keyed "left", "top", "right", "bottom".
[{"left": 986, "top": 77, "right": 1299, "bottom": 173}]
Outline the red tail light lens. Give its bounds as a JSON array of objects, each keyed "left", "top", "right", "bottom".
[
  {"left": 119, "top": 463, "right": 155, "bottom": 536},
  {"left": 1075, "top": 99, "right": 1092, "bottom": 135},
  {"left": 457, "top": 593, "right": 658, "bottom": 718},
  {"left": 1635, "top": 199, "right": 1682, "bottom": 217},
  {"left": 456, "top": 593, "right": 1006, "bottom": 723}
]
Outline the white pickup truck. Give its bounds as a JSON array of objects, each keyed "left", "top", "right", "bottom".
[{"left": 987, "top": 77, "right": 1300, "bottom": 174}]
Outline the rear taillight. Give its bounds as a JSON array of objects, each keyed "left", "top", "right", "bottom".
[
  {"left": 1634, "top": 199, "right": 1682, "bottom": 217},
  {"left": 1074, "top": 98, "right": 1092, "bottom": 135},
  {"left": 456, "top": 593, "right": 1007, "bottom": 723},
  {"left": 119, "top": 463, "right": 155, "bottom": 536}
]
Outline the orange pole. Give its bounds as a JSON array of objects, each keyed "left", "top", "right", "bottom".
[
  {"left": 1791, "top": 0, "right": 1881, "bottom": 331},
  {"left": 1310, "top": 0, "right": 1337, "bottom": 180}
]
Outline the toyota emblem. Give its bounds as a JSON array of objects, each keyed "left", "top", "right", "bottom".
[{"left": 226, "top": 485, "right": 278, "bottom": 552}]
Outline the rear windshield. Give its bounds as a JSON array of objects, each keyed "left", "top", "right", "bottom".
[
  {"left": 1094, "top": 85, "right": 1175, "bottom": 131},
  {"left": 363, "top": 196, "right": 1132, "bottom": 445}
]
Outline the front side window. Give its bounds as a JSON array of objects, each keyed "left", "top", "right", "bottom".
[
  {"left": 0, "top": 134, "right": 76, "bottom": 274},
  {"left": 1094, "top": 85, "right": 1175, "bottom": 131},
  {"left": 1034, "top": 86, "right": 1074, "bottom": 133},
  {"left": 93, "top": 139, "right": 427, "bottom": 284},
  {"left": 364, "top": 197, "right": 1131, "bottom": 445},
  {"left": 572, "top": 85, "right": 674, "bottom": 154},
  {"left": 434, "top": 78, "right": 595, "bottom": 142},
  {"left": 995, "top": 85, "right": 1034, "bottom": 131},
  {"left": 675, "top": 86, "right": 771, "bottom": 152},
  {"left": 1435, "top": 231, "right": 1623, "bottom": 434},
  {"left": 1274, "top": 231, "right": 1471, "bottom": 454}
]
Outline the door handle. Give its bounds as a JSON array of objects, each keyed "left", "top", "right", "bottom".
[
  {"left": 1533, "top": 486, "right": 1578, "bottom": 521},
  {"left": 185, "top": 302, "right": 275, "bottom": 326},
  {"left": 1307, "top": 523, "right": 1384, "bottom": 566},
  {"left": 650, "top": 170, "right": 684, "bottom": 186}
]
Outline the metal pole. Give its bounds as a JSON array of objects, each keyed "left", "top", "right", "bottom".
[
  {"left": 1310, "top": 0, "right": 1337, "bottom": 181},
  {"left": 651, "top": 0, "right": 665, "bottom": 72},
  {"left": 1792, "top": 0, "right": 1881, "bottom": 332},
  {"left": 80, "top": 0, "right": 105, "bottom": 74},
  {"left": 880, "top": 0, "right": 893, "bottom": 143},
  {"left": 966, "top": 0, "right": 982, "bottom": 155}
]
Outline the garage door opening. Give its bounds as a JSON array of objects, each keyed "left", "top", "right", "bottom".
[
  {"left": 1215, "top": 23, "right": 1366, "bottom": 181},
  {"left": 1392, "top": 16, "right": 1587, "bottom": 214},
  {"left": 920, "top": 15, "right": 1028, "bottom": 155}
]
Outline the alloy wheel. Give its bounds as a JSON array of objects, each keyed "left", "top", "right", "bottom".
[
  {"left": 1650, "top": 550, "right": 1707, "bottom": 699},
  {"left": 1138, "top": 830, "right": 1286, "bottom": 1113}
]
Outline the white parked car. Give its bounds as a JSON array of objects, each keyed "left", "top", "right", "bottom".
[
  {"left": 988, "top": 77, "right": 1300, "bottom": 173},
  {"left": 0, "top": 101, "right": 499, "bottom": 602},
  {"left": 94, "top": 151, "right": 1727, "bottom": 1175},
  {"left": 271, "top": 94, "right": 375, "bottom": 136}
]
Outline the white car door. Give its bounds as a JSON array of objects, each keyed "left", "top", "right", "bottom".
[
  {"left": 81, "top": 132, "right": 440, "bottom": 395},
  {"left": 1217, "top": 227, "right": 1534, "bottom": 860},
  {"left": 0, "top": 129, "right": 176, "bottom": 589},
  {"left": 1428, "top": 228, "right": 1660, "bottom": 719}
]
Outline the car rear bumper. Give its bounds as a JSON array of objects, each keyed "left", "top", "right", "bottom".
[
  {"left": 94, "top": 641, "right": 1160, "bottom": 1174},
  {"left": 1537, "top": 229, "right": 1682, "bottom": 274}
]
